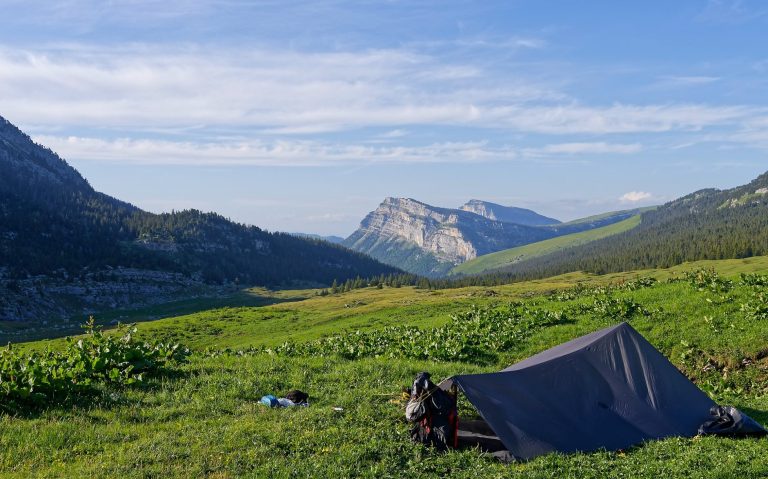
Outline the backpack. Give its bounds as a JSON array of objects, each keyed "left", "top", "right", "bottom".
[{"left": 406, "top": 372, "right": 458, "bottom": 451}]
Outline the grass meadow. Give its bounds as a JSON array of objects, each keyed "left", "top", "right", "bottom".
[{"left": 2, "top": 256, "right": 768, "bottom": 478}]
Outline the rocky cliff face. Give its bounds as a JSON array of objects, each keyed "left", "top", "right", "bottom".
[
  {"left": 343, "top": 198, "right": 556, "bottom": 276},
  {"left": 353, "top": 198, "right": 478, "bottom": 263},
  {"left": 459, "top": 200, "right": 560, "bottom": 226},
  {"left": 0, "top": 267, "right": 220, "bottom": 325}
]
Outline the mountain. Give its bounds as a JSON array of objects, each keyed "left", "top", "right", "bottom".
[
  {"left": 459, "top": 200, "right": 560, "bottom": 225},
  {"left": 342, "top": 197, "right": 638, "bottom": 276},
  {"left": 342, "top": 198, "right": 555, "bottom": 276},
  {"left": 0, "top": 115, "right": 400, "bottom": 321},
  {"left": 475, "top": 172, "right": 768, "bottom": 280}
]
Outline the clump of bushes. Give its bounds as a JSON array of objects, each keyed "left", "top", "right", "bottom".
[
  {"left": 0, "top": 318, "right": 189, "bottom": 412},
  {"left": 685, "top": 268, "right": 733, "bottom": 293},
  {"left": 588, "top": 296, "right": 649, "bottom": 320},
  {"left": 740, "top": 292, "right": 768, "bottom": 321},
  {"left": 266, "top": 304, "right": 567, "bottom": 363},
  {"left": 740, "top": 273, "right": 768, "bottom": 287},
  {"left": 550, "top": 277, "right": 657, "bottom": 302}
]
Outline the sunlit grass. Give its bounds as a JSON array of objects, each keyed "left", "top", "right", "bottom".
[{"left": 3, "top": 256, "right": 768, "bottom": 477}]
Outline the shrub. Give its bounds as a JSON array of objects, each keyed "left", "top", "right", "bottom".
[
  {"left": 0, "top": 318, "right": 189, "bottom": 412},
  {"left": 266, "top": 304, "right": 567, "bottom": 363},
  {"left": 739, "top": 273, "right": 768, "bottom": 287},
  {"left": 740, "top": 292, "right": 768, "bottom": 321},
  {"left": 685, "top": 268, "right": 733, "bottom": 293}
]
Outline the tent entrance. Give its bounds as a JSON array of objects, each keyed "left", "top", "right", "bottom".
[
  {"left": 439, "top": 379, "right": 514, "bottom": 459},
  {"left": 457, "top": 418, "right": 515, "bottom": 462},
  {"left": 457, "top": 418, "right": 505, "bottom": 451}
]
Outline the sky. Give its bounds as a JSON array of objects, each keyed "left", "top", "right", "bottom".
[{"left": 1, "top": 0, "right": 767, "bottom": 236}]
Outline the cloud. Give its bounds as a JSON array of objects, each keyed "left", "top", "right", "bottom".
[
  {"left": 619, "top": 191, "right": 653, "bottom": 202},
  {"left": 33, "top": 135, "right": 519, "bottom": 166},
  {"left": 696, "top": 0, "right": 768, "bottom": 24},
  {"left": 654, "top": 76, "right": 721, "bottom": 88},
  {"left": 493, "top": 103, "right": 758, "bottom": 135},
  {"left": 527, "top": 142, "right": 642, "bottom": 156},
  {"left": 378, "top": 129, "right": 409, "bottom": 138},
  {"left": 1, "top": 45, "right": 763, "bottom": 140},
  {"left": 454, "top": 36, "right": 547, "bottom": 50}
]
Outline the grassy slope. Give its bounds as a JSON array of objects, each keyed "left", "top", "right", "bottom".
[
  {"left": 0, "top": 287, "right": 313, "bottom": 345},
  {"left": 451, "top": 215, "right": 642, "bottom": 276},
  {"left": 559, "top": 206, "right": 654, "bottom": 226},
  {"left": 3, "top": 256, "right": 768, "bottom": 477}
]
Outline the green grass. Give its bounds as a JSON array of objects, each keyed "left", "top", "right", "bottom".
[
  {"left": 3, "top": 256, "right": 768, "bottom": 477},
  {"left": 0, "top": 287, "right": 313, "bottom": 346},
  {"left": 452, "top": 215, "right": 642, "bottom": 276}
]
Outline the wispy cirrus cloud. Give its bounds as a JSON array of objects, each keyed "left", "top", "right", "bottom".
[
  {"left": 525, "top": 142, "right": 642, "bottom": 156},
  {"left": 0, "top": 44, "right": 762, "bottom": 140},
  {"left": 653, "top": 75, "right": 721, "bottom": 88},
  {"left": 696, "top": 0, "right": 768, "bottom": 24},
  {"left": 33, "top": 135, "right": 519, "bottom": 166},
  {"left": 453, "top": 36, "right": 547, "bottom": 50},
  {"left": 32, "top": 135, "right": 658, "bottom": 167},
  {"left": 493, "top": 103, "right": 758, "bottom": 135}
]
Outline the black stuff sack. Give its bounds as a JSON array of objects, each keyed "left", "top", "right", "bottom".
[
  {"left": 285, "top": 390, "right": 309, "bottom": 405},
  {"left": 697, "top": 405, "right": 768, "bottom": 437}
]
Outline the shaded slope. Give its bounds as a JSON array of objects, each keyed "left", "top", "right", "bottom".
[{"left": 0, "top": 115, "right": 400, "bottom": 288}]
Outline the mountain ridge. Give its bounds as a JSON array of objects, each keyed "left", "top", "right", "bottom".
[
  {"left": 0, "top": 115, "right": 401, "bottom": 321},
  {"left": 343, "top": 197, "right": 640, "bottom": 276},
  {"left": 459, "top": 199, "right": 561, "bottom": 225}
]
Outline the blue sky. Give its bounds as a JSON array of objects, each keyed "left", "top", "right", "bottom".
[{"left": 1, "top": 0, "right": 767, "bottom": 235}]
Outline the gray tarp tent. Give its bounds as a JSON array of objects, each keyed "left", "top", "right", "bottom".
[{"left": 441, "top": 322, "right": 716, "bottom": 460}]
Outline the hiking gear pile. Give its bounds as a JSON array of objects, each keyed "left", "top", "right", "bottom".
[{"left": 260, "top": 389, "right": 310, "bottom": 408}]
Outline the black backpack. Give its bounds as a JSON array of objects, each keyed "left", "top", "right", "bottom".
[{"left": 407, "top": 372, "right": 458, "bottom": 451}]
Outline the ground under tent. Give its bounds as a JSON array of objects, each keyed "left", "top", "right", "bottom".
[
  {"left": 454, "top": 418, "right": 514, "bottom": 462},
  {"left": 439, "top": 322, "right": 724, "bottom": 461}
]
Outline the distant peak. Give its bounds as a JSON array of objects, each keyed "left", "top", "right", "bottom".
[
  {"left": 381, "top": 197, "right": 430, "bottom": 208},
  {"left": 460, "top": 199, "right": 561, "bottom": 226}
]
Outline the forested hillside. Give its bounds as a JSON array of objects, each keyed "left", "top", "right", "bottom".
[
  {"left": 451, "top": 214, "right": 643, "bottom": 276},
  {"left": 475, "top": 172, "right": 768, "bottom": 281},
  {"left": 0, "top": 115, "right": 399, "bottom": 287}
]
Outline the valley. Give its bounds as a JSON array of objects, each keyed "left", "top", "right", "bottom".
[{"left": 2, "top": 2, "right": 768, "bottom": 477}]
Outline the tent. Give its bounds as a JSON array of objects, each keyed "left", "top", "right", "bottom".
[{"left": 440, "top": 322, "right": 716, "bottom": 460}]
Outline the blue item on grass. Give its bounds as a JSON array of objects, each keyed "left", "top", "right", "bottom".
[{"left": 260, "top": 395, "right": 278, "bottom": 407}]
